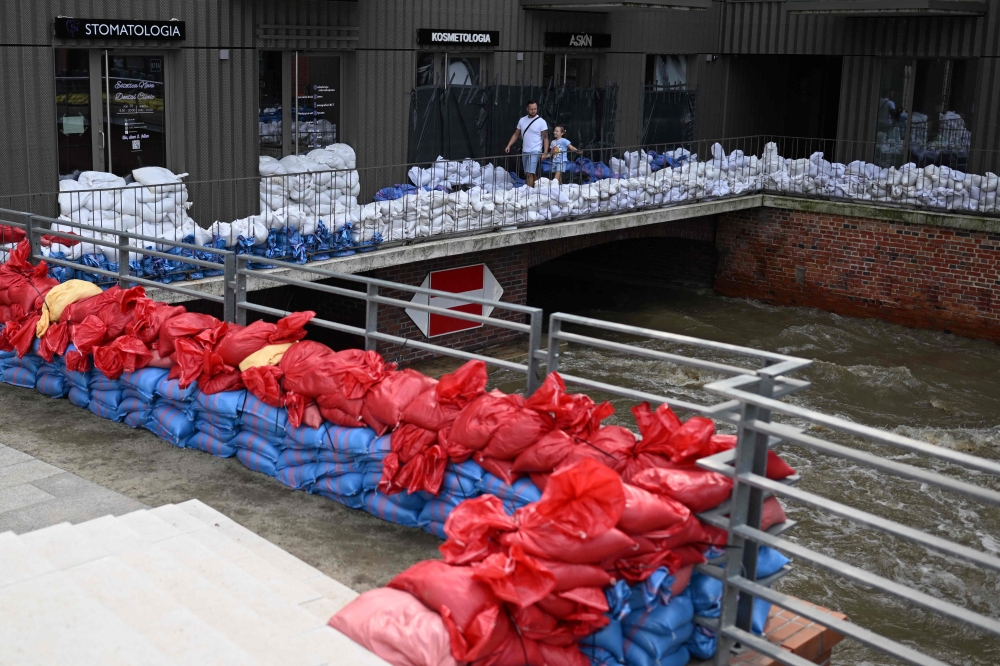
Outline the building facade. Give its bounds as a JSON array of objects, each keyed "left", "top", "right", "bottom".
[{"left": 2, "top": 0, "right": 999, "bottom": 200}]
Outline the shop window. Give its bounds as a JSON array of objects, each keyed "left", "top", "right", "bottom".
[
  {"left": 543, "top": 55, "right": 594, "bottom": 89},
  {"left": 103, "top": 54, "right": 167, "bottom": 177},
  {"left": 645, "top": 55, "right": 687, "bottom": 90},
  {"left": 55, "top": 49, "right": 93, "bottom": 177},
  {"left": 874, "top": 57, "right": 978, "bottom": 168},
  {"left": 259, "top": 51, "right": 283, "bottom": 157},
  {"left": 416, "top": 54, "right": 483, "bottom": 87},
  {"left": 259, "top": 52, "right": 342, "bottom": 157}
]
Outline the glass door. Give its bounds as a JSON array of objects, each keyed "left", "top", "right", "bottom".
[
  {"left": 55, "top": 49, "right": 103, "bottom": 177},
  {"left": 293, "top": 53, "right": 341, "bottom": 154},
  {"left": 102, "top": 52, "right": 167, "bottom": 176}
]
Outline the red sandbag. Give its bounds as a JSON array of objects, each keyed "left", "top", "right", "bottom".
[
  {"left": 473, "top": 453, "right": 521, "bottom": 485},
  {"left": 503, "top": 518, "right": 636, "bottom": 565},
  {"left": 617, "top": 484, "right": 690, "bottom": 535},
  {"left": 146, "top": 347, "right": 174, "bottom": 369},
  {"left": 673, "top": 544, "right": 708, "bottom": 569},
  {"left": 536, "top": 586, "right": 609, "bottom": 622},
  {"left": 217, "top": 310, "right": 314, "bottom": 367},
  {"left": 533, "top": 559, "right": 615, "bottom": 592},
  {"left": 530, "top": 458, "right": 625, "bottom": 538},
  {"left": 380, "top": 425, "right": 446, "bottom": 496},
  {"left": 704, "top": 434, "right": 798, "bottom": 480},
  {"left": 608, "top": 538, "right": 683, "bottom": 584},
  {"left": 4, "top": 312, "right": 40, "bottom": 357},
  {"left": 671, "top": 564, "right": 695, "bottom": 597},
  {"left": 471, "top": 545, "right": 556, "bottom": 609},
  {"left": 667, "top": 416, "right": 716, "bottom": 465},
  {"left": 449, "top": 391, "right": 516, "bottom": 452},
  {"left": 644, "top": 513, "right": 708, "bottom": 550},
  {"left": 401, "top": 360, "right": 488, "bottom": 431},
  {"left": 157, "top": 312, "right": 221, "bottom": 358},
  {"left": 389, "top": 560, "right": 516, "bottom": 664},
  {"left": 480, "top": 401, "right": 554, "bottom": 461},
  {"left": 329, "top": 588, "right": 460, "bottom": 666},
  {"left": 363, "top": 369, "right": 438, "bottom": 433},
  {"left": 511, "top": 430, "right": 578, "bottom": 473},
  {"left": 440, "top": 495, "right": 516, "bottom": 566},
  {"left": 391, "top": 423, "right": 438, "bottom": 462},
  {"left": 94, "top": 335, "right": 153, "bottom": 379},
  {"left": 128, "top": 300, "right": 186, "bottom": 347},
  {"left": 0, "top": 225, "right": 25, "bottom": 245},
  {"left": 37, "top": 320, "right": 70, "bottom": 362},
  {"left": 761, "top": 496, "right": 788, "bottom": 530},
  {"left": 242, "top": 365, "right": 284, "bottom": 406},
  {"left": 630, "top": 465, "right": 734, "bottom": 513}
]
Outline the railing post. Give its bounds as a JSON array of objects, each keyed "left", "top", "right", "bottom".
[
  {"left": 714, "top": 363, "right": 776, "bottom": 666},
  {"left": 223, "top": 253, "right": 237, "bottom": 323},
  {"left": 526, "top": 308, "right": 544, "bottom": 395},
  {"left": 364, "top": 283, "right": 378, "bottom": 352},
  {"left": 25, "top": 215, "right": 41, "bottom": 260},
  {"left": 546, "top": 314, "right": 562, "bottom": 376},
  {"left": 234, "top": 255, "right": 248, "bottom": 326},
  {"left": 117, "top": 231, "right": 130, "bottom": 289}
]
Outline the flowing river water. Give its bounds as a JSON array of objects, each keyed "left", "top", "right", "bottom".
[{"left": 488, "top": 285, "right": 1000, "bottom": 665}]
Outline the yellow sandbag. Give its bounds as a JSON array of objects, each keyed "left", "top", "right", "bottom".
[
  {"left": 239, "top": 342, "right": 293, "bottom": 372},
  {"left": 36, "top": 279, "right": 103, "bottom": 337}
]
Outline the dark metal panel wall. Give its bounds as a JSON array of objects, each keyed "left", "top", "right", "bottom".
[
  {"left": 355, "top": 49, "right": 416, "bottom": 170},
  {"left": 834, "top": 55, "right": 880, "bottom": 162}
]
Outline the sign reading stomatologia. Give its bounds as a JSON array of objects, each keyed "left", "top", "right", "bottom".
[{"left": 53, "top": 18, "right": 186, "bottom": 40}]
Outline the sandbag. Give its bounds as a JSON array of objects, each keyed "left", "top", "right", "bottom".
[
  {"left": 236, "top": 448, "right": 278, "bottom": 476},
  {"left": 363, "top": 369, "right": 437, "bottom": 433},
  {"left": 148, "top": 404, "right": 195, "bottom": 446},
  {"left": 187, "top": 431, "right": 238, "bottom": 458},
  {"left": 400, "top": 360, "right": 487, "bottom": 431},
  {"left": 617, "top": 484, "right": 690, "bottom": 535},
  {"left": 217, "top": 311, "right": 314, "bottom": 367},
  {"left": 630, "top": 465, "right": 734, "bottom": 513},
  {"left": 35, "top": 279, "right": 103, "bottom": 337}
]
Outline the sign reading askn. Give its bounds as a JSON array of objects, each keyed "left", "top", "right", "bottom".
[
  {"left": 544, "top": 32, "right": 611, "bottom": 48},
  {"left": 54, "top": 18, "right": 186, "bottom": 40}
]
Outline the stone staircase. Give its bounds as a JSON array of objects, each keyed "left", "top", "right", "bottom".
[{"left": 0, "top": 499, "right": 388, "bottom": 666}]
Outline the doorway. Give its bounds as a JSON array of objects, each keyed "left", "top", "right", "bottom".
[
  {"left": 55, "top": 49, "right": 169, "bottom": 178},
  {"left": 543, "top": 54, "right": 595, "bottom": 89},
  {"left": 258, "top": 51, "right": 343, "bottom": 157}
]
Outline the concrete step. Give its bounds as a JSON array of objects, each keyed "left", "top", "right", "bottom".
[{"left": 0, "top": 530, "right": 55, "bottom": 587}]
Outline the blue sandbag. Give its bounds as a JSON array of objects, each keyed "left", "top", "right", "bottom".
[
  {"left": 276, "top": 447, "right": 352, "bottom": 470},
  {"left": 35, "top": 373, "right": 68, "bottom": 398},
  {"left": 195, "top": 419, "right": 238, "bottom": 443},
  {"left": 148, "top": 404, "right": 195, "bottom": 446},
  {"left": 623, "top": 644, "right": 689, "bottom": 666},
  {"left": 686, "top": 626, "right": 717, "bottom": 660},
  {"left": 625, "top": 623, "right": 694, "bottom": 663},
  {"left": 606, "top": 580, "right": 632, "bottom": 621},
  {"left": 440, "top": 471, "right": 480, "bottom": 499},
  {"left": 123, "top": 410, "right": 152, "bottom": 429},
  {"left": 312, "top": 479, "right": 366, "bottom": 508},
  {"left": 625, "top": 591, "right": 694, "bottom": 636},
  {"left": 363, "top": 492, "right": 422, "bottom": 527},
  {"left": 310, "top": 472, "right": 364, "bottom": 497},
  {"left": 62, "top": 366, "right": 92, "bottom": 391},
  {"left": 757, "top": 546, "right": 791, "bottom": 579},
  {"left": 277, "top": 462, "right": 359, "bottom": 490},
  {"left": 448, "top": 459, "right": 484, "bottom": 481},
  {"left": 90, "top": 389, "right": 125, "bottom": 410},
  {"left": 325, "top": 425, "right": 377, "bottom": 456},
  {"left": 751, "top": 596, "right": 771, "bottom": 636},
  {"left": 581, "top": 646, "right": 624, "bottom": 666},
  {"left": 236, "top": 448, "right": 277, "bottom": 476},
  {"left": 195, "top": 389, "right": 248, "bottom": 419},
  {"left": 120, "top": 368, "right": 169, "bottom": 402},
  {"left": 68, "top": 385, "right": 90, "bottom": 408},
  {"left": 378, "top": 488, "right": 429, "bottom": 511},
  {"left": 120, "top": 396, "right": 153, "bottom": 414},
  {"left": 240, "top": 393, "right": 287, "bottom": 430},
  {"left": 3, "top": 366, "right": 36, "bottom": 388},
  {"left": 122, "top": 388, "right": 145, "bottom": 402},
  {"left": 240, "top": 413, "right": 287, "bottom": 439},
  {"left": 580, "top": 619, "right": 625, "bottom": 663},
  {"left": 10, "top": 354, "right": 42, "bottom": 374},
  {"left": 188, "top": 431, "right": 239, "bottom": 458},
  {"left": 89, "top": 399, "right": 126, "bottom": 422},
  {"left": 477, "top": 474, "right": 542, "bottom": 505},
  {"left": 688, "top": 572, "right": 723, "bottom": 617},
  {"left": 360, "top": 435, "right": 392, "bottom": 463},
  {"left": 90, "top": 376, "right": 122, "bottom": 392},
  {"left": 156, "top": 377, "right": 198, "bottom": 401},
  {"left": 423, "top": 520, "right": 447, "bottom": 539},
  {"left": 629, "top": 567, "right": 674, "bottom": 612},
  {"left": 234, "top": 430, "right": 283, "bottom": 461},
  {"left": 196, "top": 409, "right": 239, "bottom": 429}
]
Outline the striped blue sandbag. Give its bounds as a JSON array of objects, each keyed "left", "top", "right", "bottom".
[
  {"left": 11, "top": 354, "right": 43, "bottom": 374},
  {"left": 123, "top": 388, "right": 145, "bottom": 402},
  {"left": 194, "top": 420, "right": 238, "bottom": 443},
  {"left": 423, "top": 520, "right": 447, "bottom": 540},
  {"left": 311, "top": 488, "right": 366, "bottom": 509},
  {"left": 310, "top": 474, "right": 361, "bottom": 497},
  {"left": 2, "top": 366, "right": 36, "bottom": 389},
  {"left": 361, "top": 471, "right": 382, "bottom": 491},
  {"left": 120, "top": 368, "right": 169, "bottom": 402},
  {"left": 89, "top": 399, "right": 126, "bottom": 423},
  {"left": 90, "top": 389, "right": 125, "bottom": 411},
  {"left": 448, "top": 459, "right": 485, "bottom": 482},
  {"left": 123, "top": 410, "right": 152, "bottom": 429},
  {"left": 240, "top": 394, "right": 288, "bottom": 431},
  {"left": 233, "top": 430, "right": 282, "bottom": 461},
  {"left": 326, "top": 425, "right": 377, "bottom": 457},
  {"left": 236, "top": 449, "right": 277, "bottom": 477},
  {"left": 240, "top": 413, "right": 286, "bottom": 440},
  {"left": 284, "top": 424, "right": 331, "bottom": 450},
  {"left": 120, "top": 396, "right": 153, "bottom": 414},
  {"left": 196, "top": 409, "right": 239, "bottom": 429},
  {"left": 90, "top": 376, "right": 123, "bottom": 392},
  {"left": 418, "top": 497, "right": 461, "bottom": 526},
  {"left": 380, "top": 488, "right": 430, "bottom": 511},
  {"left": 155, "top": 377, "right": 199, "bottom": 401},
  {"left": 363, "top": 492, "right": 422, "bottom": 527},
  {"left": 188, "top": 431, "right": 238, "bottom": 458},
  {"left": 148, "top": 404, "right": 195, "bottom": 447},
  {"left": 275, "top": 447, "right": 352, "bottom": 470},
  {"left": 61, "top": 366, "right": 92, "bottom": 391},
  {"left": 277, "top": 462, "right": 359, "bottom": 490},
  {"left": 68, "top": 386, "right": 90, "bottom": 408},
  {"left": 478, "top": 474, "right": 542, "bottom": 506},
  {"left": 194, "top": 389, "right": 247, "bottom": 419},
  {"left": 439, "top": 471, "right": 480, "bottom": 499},
  {"left": 359, "top": 435, "right": 392, "bottom": 463},
  {"left": 35, "top": 373, "right": 68, "bottom": 398}
]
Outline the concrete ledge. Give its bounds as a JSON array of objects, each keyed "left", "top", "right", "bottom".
[{"left": 147, "top": 195, "right": 759, "bottom": 303}]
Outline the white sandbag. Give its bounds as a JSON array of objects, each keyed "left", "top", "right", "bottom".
[
  {"left": 132, "top": 166, "right": 187, "bottom": 186},
  {"left": 78, "top": 171, "right": 127, "bottom": 190},
  {"left": 58, "top": 179, "right": 93, "bottom": 214},
  {"left": 259, "top": 156, "right": 287, "bottom": 177}
]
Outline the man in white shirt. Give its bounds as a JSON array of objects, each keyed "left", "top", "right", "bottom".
[{"left": 505, "top": 100, "right": 549, "bottom": 187}]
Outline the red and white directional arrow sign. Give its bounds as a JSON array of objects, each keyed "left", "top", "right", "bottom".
[{"left": 406, "top": 264, "right": 504, "bottom": 337}]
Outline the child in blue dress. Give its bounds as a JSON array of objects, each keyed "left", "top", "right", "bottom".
[{"left": 547, "top": 125, "right": 581, "bottom": 185}]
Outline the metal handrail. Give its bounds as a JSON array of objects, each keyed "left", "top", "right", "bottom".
[{"left": 703, "top": 371, "right": 1000, "bottom": 666}]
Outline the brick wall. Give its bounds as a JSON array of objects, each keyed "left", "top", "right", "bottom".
[{"left": 715, "top": 207, "right": 1000, "bottom": 343}]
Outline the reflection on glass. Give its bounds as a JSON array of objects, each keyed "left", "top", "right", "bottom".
[
  {"left": 259, "top": 51, "right": 283, "bottom": 157},
  {"left": 874, "top": 58, "right": 910, "bottom": 168},
  {"left": 293, "top": 55, "right": 340, "bottom": 153},
  {"left": 416, "top": 53, "right": 435, "bottom": 86},
  {"left": 645, "top": 55, "right": 687, "bottom": 90},
  {"left": 55, "top": 49, "right": 93, "bottom": 177},
  {"left": 447, "top": 57, "right": 481, "bottom": 86},
  {"left": 543, "top": 55, "right": 593, "bottom": 89},
  {"left": 102, "top": 54, "right": 166, "bottom": 177}
]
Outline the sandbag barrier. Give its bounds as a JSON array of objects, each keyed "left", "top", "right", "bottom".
[{"left": 0, "top": 247, "right": 799, "bottom": 666}]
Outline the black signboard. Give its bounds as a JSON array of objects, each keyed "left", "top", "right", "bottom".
[
  {"left": 544, "top": 32, "right": 611, "bottom": 48},
  {"left": 53, "top": 17, "right": 186, "bottom": 40},
  {"left": 417, "top": 29, "right": 500, "bottom": 46}
]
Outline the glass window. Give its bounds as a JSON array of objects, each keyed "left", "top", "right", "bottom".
[
  {"left": 55, "top": 49, "right": 93, "bottom": 178},
  {"left": 544, "top": 55, "right": 594, "bottom": 89},
  {"left": 103, "top": 54, "right": 167, "bottom": 177},
  {"left": 259, "top": 51, "right": 283, "bottom": 157},
  {"left": 416, "top": 53, "right": 436, "bottom": 86},
  {"left": 417, "top": 54, "right": 483, "bottom": 87},
  {"left": 447, "top": 56, "right": 481, "bottom": 86},
  {"left": 293, "top": 54, "right": 340, "bottom": 152},
  {"left": 645, "top": 55, "right": 687, "bottom": 90}
]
